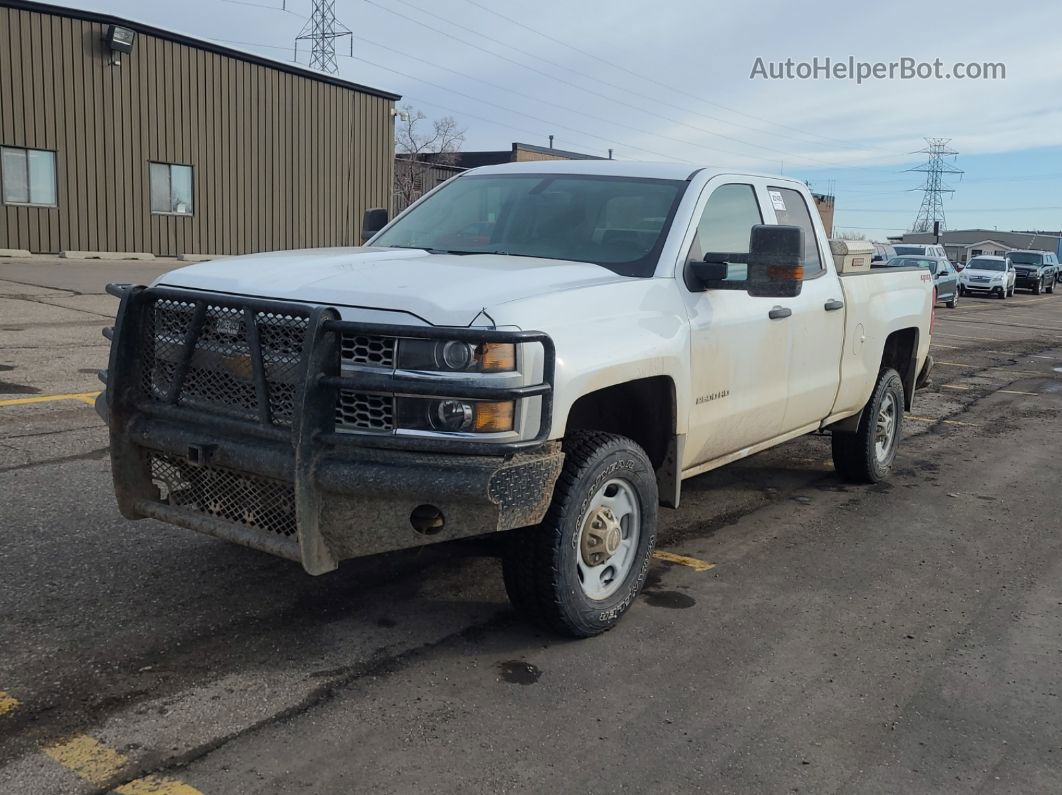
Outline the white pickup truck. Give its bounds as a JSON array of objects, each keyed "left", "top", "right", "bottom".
[{"left": 100, "top": 161, "right": 933, "bottom": 637}]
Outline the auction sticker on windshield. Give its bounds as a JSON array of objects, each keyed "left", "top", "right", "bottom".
[{"left": 769, "top": 190, "right": 787, "bottom": 211}]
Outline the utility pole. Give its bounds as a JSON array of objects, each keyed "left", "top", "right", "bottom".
[
  {"left": 294, "top": 0, "right": 352, "bottom": 75},
  {"left": 908, "top": 138, "right": 962, "bottom": 233}
]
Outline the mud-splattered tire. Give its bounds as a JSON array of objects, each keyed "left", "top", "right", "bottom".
[
  {"left": 832, "top": 368, "right": 904, "bottom": 484},
  {"left": 502, "top": 431, "right": 657, "bottom": 638}
]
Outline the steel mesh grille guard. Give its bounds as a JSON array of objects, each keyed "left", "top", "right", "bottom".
[
  {"left": 105, "top": 282, "right": 556, "bottom": 573},
  {"left": 150, "top": 453, "right": 297, "bottom": 538},
  {"left": 140, "top": 298, "right": 309, "bottom": 426}
]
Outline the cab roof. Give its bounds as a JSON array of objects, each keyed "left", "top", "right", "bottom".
[{"left": 463, "top": 159, "right": 807, "bottom": 186}]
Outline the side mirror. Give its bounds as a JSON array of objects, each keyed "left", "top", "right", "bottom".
[
  {"left": 746, "top": 224, "right": 804, "bottom": 298},
  {"left": 361, "top": 208, "right": 389, "bottom": 243},
  {"left": 690, "top": 259, "right": 728, "bottom": 283},
  {"left": 687, "top": 224, "right": 805, "bottom": 298}
]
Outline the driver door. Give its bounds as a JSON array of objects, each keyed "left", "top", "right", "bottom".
[{"left": 679, "top": 181, "right": 790, "bottom": 469}]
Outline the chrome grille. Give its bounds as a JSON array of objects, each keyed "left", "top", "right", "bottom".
[{"left": 149, "top": 453, "right": 297, "bottom": 538}]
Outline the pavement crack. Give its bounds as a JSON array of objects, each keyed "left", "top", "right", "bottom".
[
  {"left": 0, "top": 447, "right": 108, "bottom": 473},
  {"left": 86, "top": 612, "right": 515, "bottom": 795}
]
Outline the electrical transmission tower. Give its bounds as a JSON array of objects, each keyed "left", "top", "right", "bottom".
[
  {"left": 907, "top": 138, "right": 963, "bottom": 233},
  {"left": 294, "top": 0, "right": 352, "bottom": 75}
]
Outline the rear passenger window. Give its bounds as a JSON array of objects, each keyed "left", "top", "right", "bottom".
[
  {"left": 768, "top": 187, "right": 823, "bottom": 279},
  {"left": 688, "top": 183, "right": 762, "bottom": 283}
]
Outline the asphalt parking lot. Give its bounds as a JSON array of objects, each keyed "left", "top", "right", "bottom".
[{"left": 2, "top": 259, "right": 1061, "bottom": 793}]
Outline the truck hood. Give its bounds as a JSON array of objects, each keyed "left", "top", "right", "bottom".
[{"left": 157, "top": 247, "right": 628, "bottom": 326}]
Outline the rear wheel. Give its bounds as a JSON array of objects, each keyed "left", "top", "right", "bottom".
[
  {"left": 1048, "top": 280, "right": 1055, "bottom": 294},
  {"left": 946, "top": 290, "right": 958, "bottom": 309},
  {"left": 502, "top": 431, "right": 657, "bottom": 637},
  {"left": 832, "top": 368, "right": 904, "bottom": 484}
]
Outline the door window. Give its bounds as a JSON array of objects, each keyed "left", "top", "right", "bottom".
[
  {"left": 768, "top": 187, "right": 823, "bottom": 278},
  {"left": 687, "top": 183, "right": 762, "bottom": 283}
]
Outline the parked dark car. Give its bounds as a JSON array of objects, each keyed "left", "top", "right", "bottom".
[
  {"left": 883, "top": 256, "right": 960, "bottom": 307},
  {"left": 1006, "top": 250, "right": 1058, "bottom": 294}
]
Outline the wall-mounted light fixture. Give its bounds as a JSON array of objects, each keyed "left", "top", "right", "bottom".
[{"left": 104, "top": 24, "right": 136, "bottom": 66}]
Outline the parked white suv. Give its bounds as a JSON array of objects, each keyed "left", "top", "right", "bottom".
[
  {"left": 99, "top": 161, "right": 933, "bottom": 636},
  {"left": 959, "top": 255, "right": 1015, "bottom": 298},
  {"left": 894, "top": 243, "right": 948, "bottom": 259}
]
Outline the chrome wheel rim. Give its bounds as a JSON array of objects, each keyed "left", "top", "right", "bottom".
[
  {"left": 576, "top": 478, "right": 641, "bottom": 601},
  {"left": 875, "top": 392, "right": 898, "bottom": 463}
]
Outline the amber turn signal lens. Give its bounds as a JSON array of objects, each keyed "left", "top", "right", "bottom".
[
  {"left": 478, "top": 342, "right": 516, "bottom": 372},
  {"left": 767, "top": 265, "right": 805, "bottom": 281},
  {"left": 473, "top": 401, "right": 515, "bottom": 432}
]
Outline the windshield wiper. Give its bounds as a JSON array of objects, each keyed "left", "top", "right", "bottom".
[{"left": 427, "top": 248, "right": 510, "bottom": 256}]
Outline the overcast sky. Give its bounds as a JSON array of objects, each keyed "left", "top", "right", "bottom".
[{"left": 70, "top": 0, "right": 1062, "bottom": 236}]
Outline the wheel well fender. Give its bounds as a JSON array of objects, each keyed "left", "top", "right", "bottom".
[
  {"left": 880, "top": 327, "right": 919, "bottom": 411},
  {"left": 564, "top": 376, "right": 681, "bottom": 507}
]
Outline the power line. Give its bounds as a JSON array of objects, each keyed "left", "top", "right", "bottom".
[
  {"left": 457, "top": 0, "right": 900, "bottom": 158},
  {"left": 203, "top": 35, "right": 647, "bottom": 158},
  {"left": 355, "top": 37, "right": 775, "bottom": 166},
  {"left": 348, "top": 54, "right": 695, "bottom": 163},
  {"left": 361, "top": 0, "right": 894, "bottom": 174}
]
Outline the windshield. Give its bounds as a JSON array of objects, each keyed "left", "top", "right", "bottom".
[
  {"left": 373, "top": 173, "right": 687, "bottom": 277},
  {"left": 885, "top": 256, "right": 937, "bottom": 273},
  {"left": 1008, "top": 252, "right": 1044, "bottom": 265},
  {"left": 967, "top": 258, "right": 1005, "bottom": 271},
  {"left": 893, "top": 245, "right": 926, "bottom": 256}
]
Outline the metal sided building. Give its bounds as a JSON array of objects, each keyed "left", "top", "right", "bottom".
[{"left": 0, "top": 0, "right": 399, "bottom": 257}]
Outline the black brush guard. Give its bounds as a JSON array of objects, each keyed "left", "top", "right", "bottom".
[{"left": 102, "top": 284, "right": 563, "bottom": 574}]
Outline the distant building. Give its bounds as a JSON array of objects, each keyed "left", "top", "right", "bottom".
[
  {"left": 893, "top": 229, "right": 1062, "bottom": 264},
  {"left": 0, "top": 0, "right": 399, "bottom": 257},
  {"left": 812, "top": 193, "right": 835, "bottom": 237}
]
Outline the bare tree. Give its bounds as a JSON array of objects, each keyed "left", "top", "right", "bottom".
[
  {"left": 394, "top": 106, "right": 466, "bottom": 210},
  {"left": 835, "top": 229, "right": 868, "bottom": 240}
]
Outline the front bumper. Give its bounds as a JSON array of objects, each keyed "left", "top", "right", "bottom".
[
  {"left": 961, "top": 282, "right": 1003, "bottom": 293},
  {"left": 103, "top": 284, "right": 562, "bottom": 574},
  {"left": 1014, "top": 274, "right": 1042, "bottom": 288}
]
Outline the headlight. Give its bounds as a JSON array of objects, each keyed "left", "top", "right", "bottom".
[
  {"left": 396, "top": 398, "right": 515, "bottom": 433},
  {"left": 397, "top": 339, "right": 516, "bottom": 373}
]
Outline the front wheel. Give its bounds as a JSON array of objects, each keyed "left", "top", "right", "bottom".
[
  {"left": 832, "top": 368, "right": 904, "bottom": 484},
  {"left": 1034, "top": 279, "right": 1043, "bottom": 295},
  {"left": 946, "top": 290, "right": 959, "bottom": 308},
  {"left": 502, "top": 431, "right": 658, "bottom": 637},
  {"left": 1048, "top": 280, "right": 1055, "bottom": 294}
]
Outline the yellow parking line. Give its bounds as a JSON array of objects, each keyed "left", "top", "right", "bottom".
[
  {"left": 43, "top": 735, "right": 201, "bottom": 795},
  {"left": 908, "top": 415, "right": 979, "bottom": 427},
  {"left": 653, "top": 551, "right": 716, "bottom": 572},
  {"left": 930, "top": 342, "right": 961, "bottom": 349},
  {"left": 0, "top": 391, "right": 99, "bottom": 408},
  {"left": 0, "top": 691, "right": 19, "bottom": 716}
]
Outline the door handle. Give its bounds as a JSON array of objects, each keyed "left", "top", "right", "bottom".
[
  {"left": 824, "top": 299, "right": 844, "bottom": 311},
  {"left": 768, "top": 306, "right": 792, "bottom": 320}
]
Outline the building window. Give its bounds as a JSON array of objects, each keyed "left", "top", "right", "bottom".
[
  {"left": 1, "top": 146, "right": 57, "bottom": 206},
  {"left": 971, "top": 249, "right": 982, "bottom": 256},
  {"left": 150, "top": 162, "right": 194, "bottom": 215}
]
